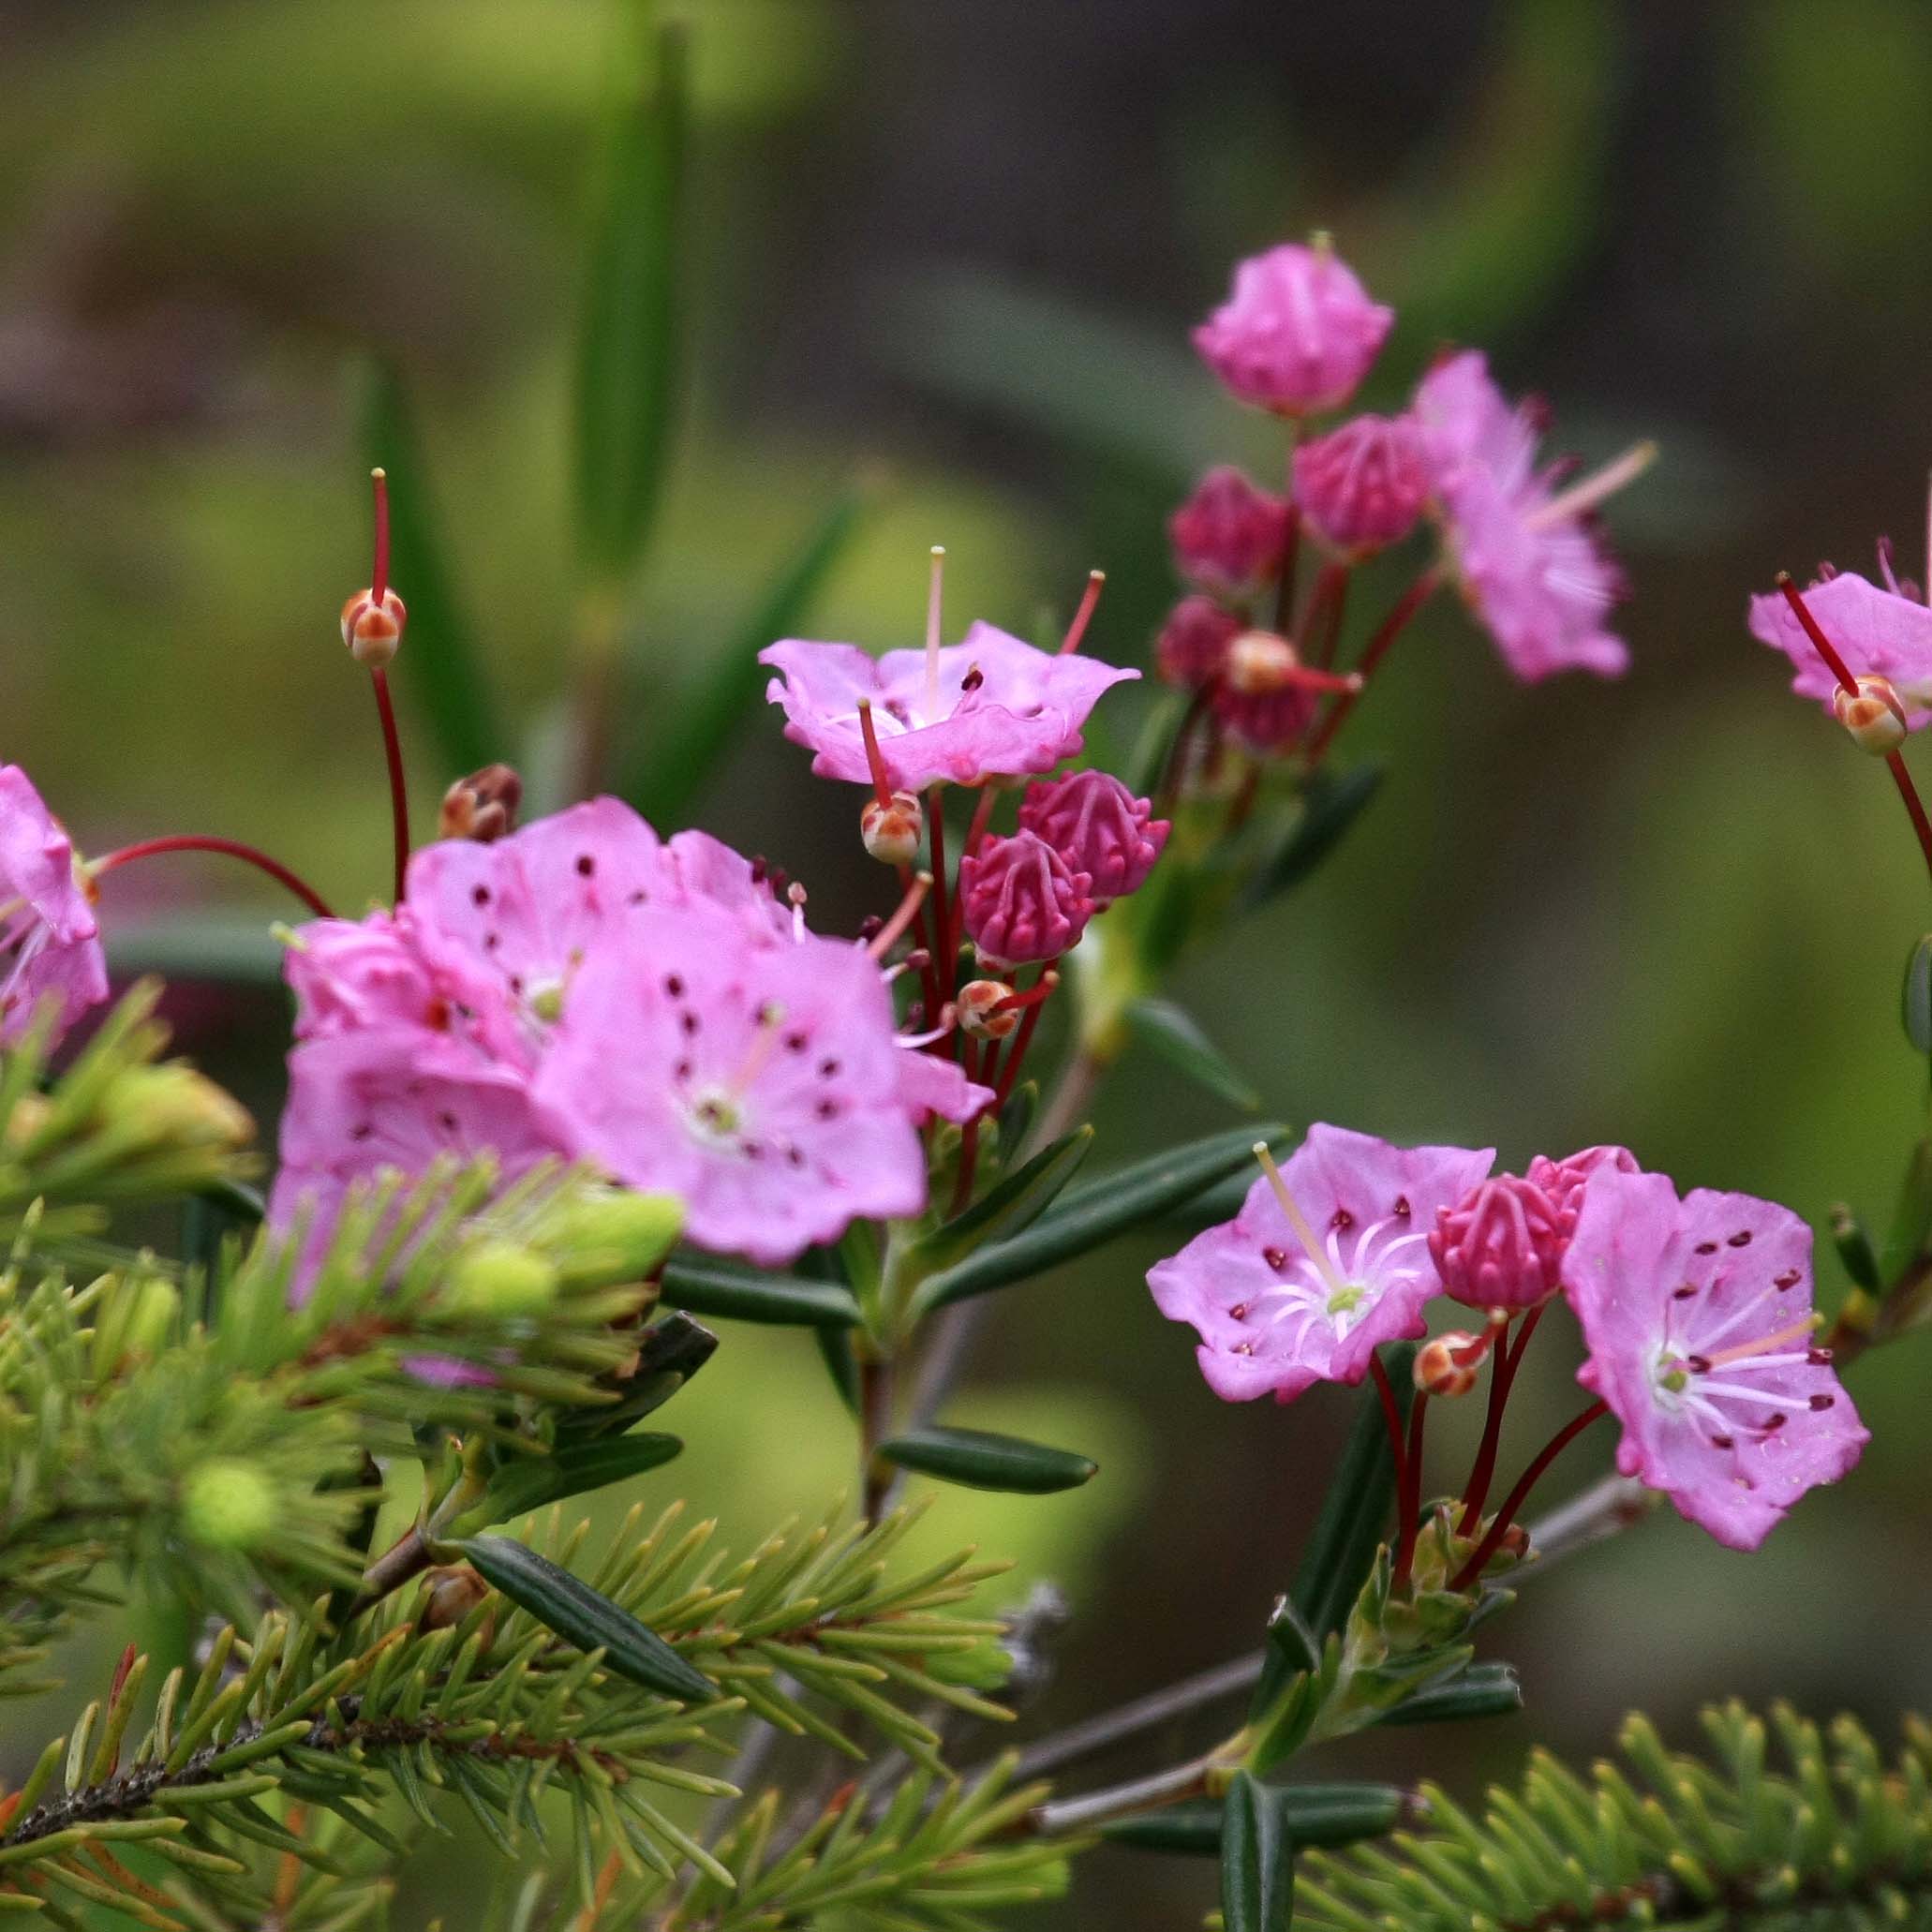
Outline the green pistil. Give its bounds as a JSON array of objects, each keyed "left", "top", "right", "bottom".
[
  {"left": 1326, "top": 1282, "right": 1367, "bottom": 1318},
  {"left": 1658, "top": 1366, "right": 1689, "bottom": 1394}
]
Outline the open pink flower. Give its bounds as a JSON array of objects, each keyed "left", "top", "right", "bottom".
[
  {"left": 1413, "top": 350, "right": 1641, "bottom": 683},
  {"left": 1747, "top": 567, "right": 1932, "bottom": 731},
  {"left": 1193, "top": 240, "right": 1392, "bottom": 416},
  {"left": 959, "top": 830, "right": 1092, "bottom": 968},
  {"left": 532, "top": 902, "right": 928, "bottom": 1266},
  {"left": 1148, "top": 1123, "right": 1494, "bottom": 1403},
  {"left": 1169, "top": 468, "right": 1293, "bottom": 597},
  {"left": 1018, "top": 771, "right": 1167, "bottom": 906},
  {"left": 0, "top": 765, "right": 110, "bottom": 1047},
  {"left": 1561, "top": 1167, "right": 1868, "bottom": 1550},
  {"left": 898, "top": 1042, "right": 995, "bottom": 1126},
  {"left": 761, "top": 624, "right": 1137, "bottom": 791}
]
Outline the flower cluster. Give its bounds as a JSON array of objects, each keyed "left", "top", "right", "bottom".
[
  {"left": 1149, "top": 1124, "right": 1866, "bottom": 1554},
  {"left": 1158, "top": 234, "right": 1651, "bottom": 775}
]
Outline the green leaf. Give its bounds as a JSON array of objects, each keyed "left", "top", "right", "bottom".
[
  {"left": 875, "top": 1426, "right": 1096, "bottom": 1494},
  {"left": 472, "top": 1434, "right": 683, "bottom": 1526},
  {"left": 1907, "top": 934, "right": 1932, "bottom": 1055},
  {"left": 360, "top": 359, "right": 501, "bottom": 775},
  {"left": 1221, "top": 1771, "right": 1295, "bottom": 1932},
  {"left": 1829, "top": 1204, "right": 1881, "bottom": 1293},
  {"left": 911, "top": 1123, "right": 1287, "bottom": 1317},
  {"left": 1241, "top": 763, "right": 1385, "bottom": 912},
  {"left": 904, "top": 1125, "right": 1093, "bottom": 1279},
  {"left": 1124, "top": 997, "right": 1260, "bottom": 1111},
  {"left": 659, "top": 1256, "right": 861, "bottom": 1327},
  {"left": 1104, "top": 1785, "right": 1405, "bottom": 1856},
  {"left": 1880, "top": 1131, "right": 1932, "bottom": 1281},
  {"left": 572, "top": 19, "right": 690, "bottom": 586},
  {"left": 455, "top": 1535, "right": 717, "bottom": 1704},
  {"left": 815, "top": 1323, "right": 861, "bottom": 1415},
  {"left": 1379, "top": 1661, "right": 1522, "bottom": 1726},
  {"left": 1251, "top": 1344, "right": 1415, "bottom": 1724},
  {"left": 628, "top": 482, "right": 870, "bottom": 823},
  {"left": 556, "top": 1311, "right": 717, "bottom": 1446}
]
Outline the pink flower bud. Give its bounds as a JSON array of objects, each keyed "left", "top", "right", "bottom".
[
  {"left": 860, "top": 789, "right": 923, "bottom": 866},
  {"left": 1156, "top": 595, "right": 1241, "bottom": 690},
  {"left": 1524, "top": 1143, "right": 1640, "bottom": 1222},
  {"left": 958, "top": 977, "right": 1020, "bottom": 1041},
  {"left": 1193, "top": 238, "right": 1393, "bottom": 416},
  {"left": 1018, "top": 770, "right": 1169, "bottom": 905},
  {"left": 1429, "top": 1172, "right": 1570, "bottom": 1312},
  {"left": 959, "top": 831, "right": 1092, "bottom": 969},
  {"left": 340, "top": 587, "right": 407, "bottom": 669},
  {"left": 439, "top": 765, "right": 524, "bottom": 843},
  {"left": 1168, "top": 467, "right": 1293, "bottom": 595},
  {"left": 1415, "top": 1331, "right": 1488, "bottom": 1398},
  {"left": 1294, "top": 412, "right": 1427, "bottom": 554},
  {"left": 1833, "top": 674, "right": 1910, "bottom": 755},
  {"left": 1210, "top": 631, "right": 1316, "bottom": 751}
]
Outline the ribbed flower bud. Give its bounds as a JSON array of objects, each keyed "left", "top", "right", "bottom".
[
  {"left": 339, "top": 587, "right": 407, "bottom": 669},
  {"left": 1018, "top": 770, "right": 1168, "bottom": 905},
  {"left": 958, "top": 978, "right": 1020, "bottom": 1041},
  {"left": 1833, "top": 674, "right": 1910, "bottom": 755},
  {"left": 1155, "top": 595, "right": 1241, "bottom": 690},
  {"left": 439, "top": 764, "right": 524, "bottom": 842},
  {"left": 1211, "top": 630, "right": 1316, "bottom": 751},
  {"left": 1429, "top": 1172, "right": 1568, "bottom": 1312},
  {"left": 1293, "top": 412, "right": 1427, "bottom": 554},
  {"left": 1168, "top": 467, "right": 1293, "bottom": 596},
  {"left": 959, "top": 831, "right": 1092, "bottom": 969},
  {"left": 860, "top": 789, "right": 923, "bottom": 867}
]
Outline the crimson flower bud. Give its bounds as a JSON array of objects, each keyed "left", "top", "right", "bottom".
[
  {"left": 1414, "top": 1331, "right": 1486, "bottom": 1398},
  {"left": 860, "top": 789, "right": 923, "bottom": 867},
  {"left": 440, "top": 764, "right": 524, "bottom": 843},
  {"left": 340, "top": 587, "right": 407, "bottom": 669},
  {"left": 958, "top": 978, "right": 1020, "bottom": 1040},
  {"left": 1833, "top": 674, "right": 1910, "bottom": 756}
]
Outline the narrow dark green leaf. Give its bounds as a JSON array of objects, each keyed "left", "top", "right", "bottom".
[
  {"left": 1906, "top": 934, "right": 1932, "bottom": 1054},
  {"left": 197, "top": 1178, "right": 266, "bottom": 1225},
  {"left": 457, "top": 1536, "right": 717, "bottom": 1703},
  {"left": 876, "top": 1426, "right": 1096, "bottom": 1494},
  {"left": 1829, "top": 1204, "right": 1880, "bottom": 1293},
  {"left": 1880, "top": 1133, "right": 1932, "bottom": 1281},
  {"left": 557, "top": 1310, "right": 717, "bottom": 1446},
  {"left": 572, "top": 20, "right": 690, "bottom": 585},
  {"left": 628, "top": 483, "right": 870, "bottom": 822},
  {"left": 659, "top": 1256, "right": 860, "bottom": 1327},
  {"left": 1251, "top": 1343, "right": 1415, "bottom": 1722},
  {"left": 995, "top": 1079, "right": 1037, "bottom": 1166},
  {"left": 1105, "top": 1784, "right": 1405, "bottom": 1856},
  {"left": 912, "top": 1123, "right": 1288, "bottom": 1316},
  {"left": 1221, "top": 1771, "right": 1294, "bottom": 1932},
  {"left": 907, "top": 1126, "right": 1093, "bottom": 1278},
  {"left": 1124, "top": 998, "right": 1260, "bottom": 1111},
  {"left": 1241, "top": 762, "right": 1385, "bottom": 912},
  {"left": 477, "top": 1434, "right": 683, "bottom": 1524},
  {"left": 360, "top": 359, "right": 501, "bottom": 775},
  {"left": 1380, "top": 1661, "right": 1522, "bottom": 1726}
]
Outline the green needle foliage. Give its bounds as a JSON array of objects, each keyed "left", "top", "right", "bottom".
[{"left": 1297, "top": 1702, "right": 1932, "bottom": 1931}]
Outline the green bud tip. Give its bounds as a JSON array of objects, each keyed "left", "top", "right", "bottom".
[
  {"left": 180, "top": 1459, "right": 278, "bottom": 1551},
  {"left": 446, "top": 1239, "right": 561, "bottom": 1320},
  {"left": 538, "top": 1187, "right": 684, "bottom": 1279}
]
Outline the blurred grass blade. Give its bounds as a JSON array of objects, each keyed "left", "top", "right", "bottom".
[
  {"left": 1379, "top": 1661, "right": 1523, "bottom": 1726},
  {"left": 1241, "top": 763, "right": 1385, "bottom": 913},
  {"left": 361, "top": 359, "right": 501, "bottom": 776},
  {"left": 1124, "top": 997, "right": 1260, "bottom": 1111},
  {"left": 876, "top": 1426, "right": 1096, "bottom": 1494},
  {"left": 905, "top": 1125, "right": 1093, "bottom": 1279},
  {"left": 911, "top": 1123, "right": 1287, "bottom": 1316},
  {"left": 661, "top": 1255, "right": 861, "bottom": 1327},
  {"left": 1221, "top": 1771, "right": 1294, "bottom": 1932},
  {"left": 457, "top": 1535, "right": 716, "bottom": 1703},
  {"left": 629, "top": 481, "right": 870, "bottom": 822},
  {"left": 1104, "top": 1785, "right": 1405, "bottom": 1856},
  {"left": 573, "top": 18, "right": 690, "bottom": 588}
]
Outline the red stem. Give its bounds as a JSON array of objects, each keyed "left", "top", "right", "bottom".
[
  {"left": 927, "top": 787, "right": 954, "bottom": 996},
  {"left": 950, "top": 1038, "right": 985, "bottom": 1214},
  {"left": 963, "top": 782, "right": 998, "bottom": 857},
  {"left": 1456, "top": 1304, "right": 1542, "bottom": 1533},
  {"left": 1449, "top": 1399, "right": 1609, "bottom": 1592},
  {"left": 92, "top": 837, "right": 334, "bottom": 920},
  {"left": 1274, "top": 503, "right": 1303, "bottom": 636},
  {"left": 1302, "top": 570, "right": 1440, "bottom": 765},
  {"left": 992, "top": 959, "right": 1057, "bottom": 1106},
  {"left": 1312, "top": 570, "right": 1350, "bottom": 672},
  {"left": 1886, "top": 751, "right": 1932, "bottom": 889},
  {"left": 1366, "top": 1351, "right": 1409, "bottom": 1498},
  {"left": 370, "top": 668, "right": 411, "bottom": 904},
  {"left": 1392, "top": 1390, "right": 1429, "bottom": 1588}
]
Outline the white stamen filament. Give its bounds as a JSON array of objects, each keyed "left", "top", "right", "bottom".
[
  {"left": 1526, "top": 440, "right": 1657, "bottom": 532},
  {"left": 1253, "top": 1141, "right": 1346, "bottom": 1300},
  {"left": 925, "top": 545, "right": 946, "bottom": 721}
]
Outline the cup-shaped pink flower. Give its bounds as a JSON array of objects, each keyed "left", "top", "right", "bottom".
[
  {"left": 1147, "top": 1123, "right": 1495, "bottom": 1403},
  {"left": 531, "top": 903, "right": 928, "bottom": 1266},
  {"left": 959, "top": 830, "right": 1092, "bottom": 969},
  {"left": 760, "top": 623, "right": 1137, "bottom": 791},
  {"left": 1746, "top": 568, "right": 1932, "bottom": 731},
  {"left": 285, "top": 909, "right": 490, "bottom": 1043},
  {"left": 1193, "top": 240, "right": 1393, "bottom": 416},
  {"left": 1156, "top": 595, "right": 1241, "bottom": 691},
  {"left": 1294, "top": 413, "right": 1428, "bottom": 554},
  {"left": 1018, "top": 771, "right": 1168, "bottom": 906},
  {"left": 1561, "top": 1167, "right": 1868, "bottom": 1550},
  {"left": 1169, "top": 467, "right": 1293, "bottom": 596},
  {"left": 1413, "top": 350, "right": 1642, "bottom": 683},
  {"left": 0, "top": 765, "right": 110, "bottom": 1047}
]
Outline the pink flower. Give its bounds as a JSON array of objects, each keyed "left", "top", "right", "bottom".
[
  {"left": 1018, "top": 771, "right": 1168, "bottom": 906},
  {"left": 959, "top": 831, "right": 1092, "bottom": 969},
  {"left": 0, "top": 765, "right": 110, "bottom": 1047},
  {"left": 1430, "top": 1146, "right": 1638, "bottom": 1313},
  {"left": 1561, "top": 1167, "right": 1868, "bottom": 1550},
  {"left": 1156, "top": 595, "right": 1241, "bottom": 690},
  {"left": 1293, "top": 413, "right": 1428, "bottom": 554},
  {"left": 1746, "top": 568, "right": 1932, "bottom": 731},
  {"left": 1169, "top": 468, "right": 1293, "bottom": 596},
  {"left": 1193, "top": 240, "right": 1392, "bottom": 416},
  {"left": 269, "top": 1028, "right": 565, "bottom": 1301},
  {"left": 531, "top": 902, "right": 928, "bottom": 1266},
  {"left": 761, "top": 624, "right": 1137, "bottom": 791},
  {"left": 285, "top": 910, "right": 476, "bottom": 1043},
  {"left": 1147, "top": 1123, "right": 1494, "bottom": 1404},
  {"left": 898, "top": 1042, "right": 996, "bottom": 1126},
  {"left": 1413, "top": 350, "right": 1644, "bottom": 683}
]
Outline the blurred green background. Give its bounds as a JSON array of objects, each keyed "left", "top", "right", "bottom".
[{"left": 7, "top": 0, "right": 1932, "bottom": 1922}]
